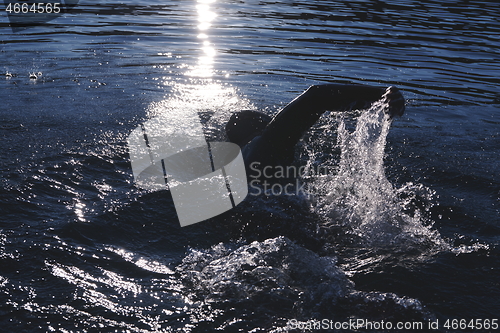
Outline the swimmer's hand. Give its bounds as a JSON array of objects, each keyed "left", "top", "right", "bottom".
[{"left": 382, "top": 86, "right": 405, "bottom": 118}]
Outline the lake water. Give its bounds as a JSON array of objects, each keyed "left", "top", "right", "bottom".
[{"left": 1, "top": 0, "right": 499, "bottom": 331}]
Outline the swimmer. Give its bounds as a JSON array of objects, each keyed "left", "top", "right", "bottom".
[
  {"left": 29, "top": 72, "right": 42, "bottom": 79},
  {"left": 225, "top": 84, "right": 405, "bottom": 179}
]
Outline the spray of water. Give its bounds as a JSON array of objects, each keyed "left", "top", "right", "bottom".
[{"left": 308, "top": 102, "right": 445, "bottom": 249}]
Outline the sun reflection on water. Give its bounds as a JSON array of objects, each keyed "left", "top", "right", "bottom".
[
  {"left": 188, "top": 0, "right": 218, "bottom": 78},
  {"left": 147, "top": 0, "right": 252, "bottom": 132}
]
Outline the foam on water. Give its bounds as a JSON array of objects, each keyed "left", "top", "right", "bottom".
[
  {"left": 307, "top": 102, "right": 447, "bottom": 250},
  {"left": 178, "top": 236, "right": 431, "bottom": 330}
]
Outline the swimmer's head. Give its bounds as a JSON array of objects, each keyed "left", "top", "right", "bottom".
[{"left": 226, "top": 110, "right": 272, "bottom": 147}]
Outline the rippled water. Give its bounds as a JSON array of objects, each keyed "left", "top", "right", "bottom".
[{"left": 1, "top": 0, "right": 499, "bottom": 332}]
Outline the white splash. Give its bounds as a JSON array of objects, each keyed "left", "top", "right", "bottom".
[{"left": 308, "top": 102, "right": 446, "bottom": 249}]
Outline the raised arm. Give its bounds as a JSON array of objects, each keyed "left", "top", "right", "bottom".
[{"left": 260, "top": 84, "right": 404, "bottom": 153}]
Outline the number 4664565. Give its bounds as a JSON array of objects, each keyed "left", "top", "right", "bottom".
[{"left": 5, "top": 2, "right": 61, "bottom": 14}]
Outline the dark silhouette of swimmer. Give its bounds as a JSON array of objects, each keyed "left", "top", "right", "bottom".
[{"left": 225, "top": 84, "right": 405, "bottom": 179}]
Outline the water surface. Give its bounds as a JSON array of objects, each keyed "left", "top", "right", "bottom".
[{"left": 1, "top": 0, "right": 499, "bottom": 331}]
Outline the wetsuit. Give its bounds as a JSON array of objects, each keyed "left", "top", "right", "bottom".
[{"left": 225, "top": 84, "right": 405, "bottom": 177}]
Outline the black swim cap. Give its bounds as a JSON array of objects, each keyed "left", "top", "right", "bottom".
[{"left": 225, "top": 110, "right": 272, "bottom": 147}]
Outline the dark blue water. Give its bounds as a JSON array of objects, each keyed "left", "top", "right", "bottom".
[{"left": 1, "top": 0, "right": 499, "bottom": 331}]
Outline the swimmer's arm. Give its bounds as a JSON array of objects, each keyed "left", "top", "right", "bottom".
[
  {"left": 261, "top": 84, "right": 403, "bottom": 149},
  {"left": 304, "top": 84, "right": 387, "bottom": 112}
]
